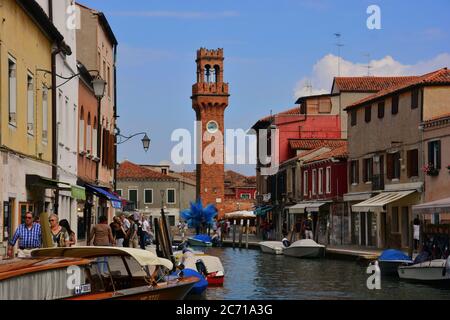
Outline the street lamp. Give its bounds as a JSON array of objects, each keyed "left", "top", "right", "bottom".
[
  {"left": 142, "top": 134, "right": 151, "bottom": 152},
  {"left": 92, "top": 76, "right": 107, "bottom": 99},
  {"left": 115, "top": 128, "right": 151, "bottom": 152}
]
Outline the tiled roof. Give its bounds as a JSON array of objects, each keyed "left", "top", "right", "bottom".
[
  {"left": 224, "top": 170, "right": 256, "bottom": 188},
  {"left": 333, "top": 76, "right": 418, "bottom": 92},
  {"left": 346, "top": 68, "right": 450, "bottom": 110},
  {"left": 258, "top": 106, "right": 301, "bottom": 122},
  {"left": 117, "top": 161, "right": 177, "bottom": 181},
  {"left": 303, "top": 144, "right": 348, "bottom": 164},
  {"left": 289, "top": 139, "right": 346, "bottom": 150}
]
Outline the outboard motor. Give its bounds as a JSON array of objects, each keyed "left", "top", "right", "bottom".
[
  {"left": 195, "top": 259, "right": 208, "bottom": 277},
  {"left": 282, "top": 238, "right": 291, "bottom": 248}
]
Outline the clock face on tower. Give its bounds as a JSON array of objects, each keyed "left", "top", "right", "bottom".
[{"left": 206, "top": 120, "right": 219, "bottom": 133}]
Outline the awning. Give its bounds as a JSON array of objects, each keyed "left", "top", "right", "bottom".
[
  {"left": 306, "top": 202, "right": 328, "bottom": 213},
  {"left": 71, "top": 185, "right": 86, "bottom": 201},
  {"left": 412, "top": 197, "right": 450, "bottom": 215},
  {"left": 352, "top": 190, "right": 416, "bottom": 213},
  {"left": 254, "top": 206, "right": 274, "bottom": 216},
  {"left": 26, "top": 175, "right": 70, "bottom": 189},
  {"left": 225, "top": 210, "right": 256, "bottom": 219},
  {"left": 287, "top": 203, "right": 313, "bottom": 214},
  {"left": 85, "top": 184, "right": 122, "bottom": 209}
]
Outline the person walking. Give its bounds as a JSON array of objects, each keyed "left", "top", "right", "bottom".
[
  {"left": 88, "top": 216, "right": 115, "bottom": 246},
  {"left": 49, "top": 214, "right": 70, "bottom": 247},
  {"left": 7, "top": 212, "right": 42, "bottom": 258},
  {"left": 140, "top": 215, "right": 150, "bottom": 249},
  {"left": 59, "top": 219, "right": 77, "bottom": 247},
  {"left": 294, "top": 218, "right": 302, "bottom": 241},
  {"left": 120, "top": 214, "right": 131, "bottom": 247},
  {"left": 413, "top": 215, "right": 421, "bottom": 252},
  {"left": 110, "top": 216, "right": 126, "bottom": 247},
  {"left": 127, "top": 216, "right": 139, "bottom": 248}
]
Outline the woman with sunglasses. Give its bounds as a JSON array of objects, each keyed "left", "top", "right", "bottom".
[{"left": 49, "top": 214, "right": 70, "bottom": 247}]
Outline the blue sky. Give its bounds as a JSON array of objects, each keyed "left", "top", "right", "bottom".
[{"left": 81, "top": 0, "right": 450, "bottom": 175}]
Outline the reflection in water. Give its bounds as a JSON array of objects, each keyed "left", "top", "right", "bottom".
[{"left": 198, "top": 247, "right": 450, "bottom": 300}]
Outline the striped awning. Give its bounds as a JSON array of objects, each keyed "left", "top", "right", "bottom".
[{"left": 352, "top": 190, "right": 416, "bottom": 212}]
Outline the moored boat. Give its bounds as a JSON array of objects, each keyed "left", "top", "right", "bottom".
[
  {"left": 10, "top": 246, "right": 199, "bottom": 300},
  {"left": 188, "top": 235, "right": 213, "bottom": 247},
  {"left": 180, "top": 252, "right": 225, "bottom": 286},
  {"left": 259, "top": 241, "right": 284, "bottom": 255},
  {"left": 398, "top": 258, "right": 450, "bottom": 282},
  {"left": 283, "top": 239, "right": 325, "bottom": 258},
  {"left": 377, "top": 249, "right": 414, "bottom": 276}
]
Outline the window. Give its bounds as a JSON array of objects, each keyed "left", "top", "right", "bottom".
[
  {"left": 411, "top": 88, "right": 419, "bottom": 109},
  {"left": 128, "top": 189, "right": 138, "bottom": 207},
  {"left": 291, "top": 167, "right": 296, "bottom": 197},
  {"left": 240, "top": 193, "right": 251, "bottom": 200},
  {"left": 27, "top": 73, "right": 35, "bottom": 135},
  {"left": 312, "top": 169, "right": 317, "bottom": 195},
  {"left": 79, "top": 108, "right": 85, "bottom": 152},
  {"left": 364, "top": 105, "right": 371, "bottom": 123},
  {"left": 387, "top": 152, "right": 401, "bottom": 180},
  {"left": 363, "top": 158, "right": 373, "bottom": 183},
  {"left": 428, "top": 141, "right": 441, "bottom": 170},
  {"left": 377, "top": 101, "right": 385, "bottom": 119},
  {"left": 42, "top": 87, "right": 48, "bottom": 141},
  {"left": 144, "top": 189, "right": 153, "bottom": 204},
  {"left": 168, "top": 215, "right": 176, "bottom": 227},
  {"left": 326, "top": 167, "right": 331, "bottom": 194},
  {"left": 161, "top": 168, "right": 167, "bottom": 175},
  {"left": 107, "top": 66, "right": 111, "bottom": 97},
  {"left": 86, "top": 113, "right": 92, "bottom": 154},
  {"left": 391, "top": 95, "right": 399, "bottom": 115},
  {"left": 318, "top": 168, "right": 323, "bottom": 195},
  {"left": 116, "top": 189, "right": 122, "bottom": 197},
  {"left": 8, "top": 57, "right": 17, "bottom": 125},
  {"left": 350, "top": 109, "right": 357, "bottom": 126},
  {"left": 392, "top": 207, "right": 399, "bottom": 233},
  {"left": 407, "top": 149, "right": 419, "bottom": 177},
  {"left": 92, "top": 118, "right": 98, "bottom": 157},
  {"left": 65, "top": 97, "right": 70, "bottom": 145},
  {"left": 167, "top": 189, "right": 176, "bottom": 204},
  {"left": 303, "top": 171, "right": 308, "bottom": 196},
  {"left": 350, "top": 160, "right": 359, "bottom": 184}
]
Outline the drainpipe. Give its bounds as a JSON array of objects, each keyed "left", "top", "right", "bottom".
[
  {"left": 113, "top": 44, "right": 118, "bottom": 192},
  {"left": 52, "top": 47, "right": 61, "bottom": 214},
  {"left": 48, "top": 0, "right": 53, "bottom": 22}
]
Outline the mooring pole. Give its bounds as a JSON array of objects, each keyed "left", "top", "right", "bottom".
[
  {"left": 239, "top": 219, "right": 244, "bottom": 248},
  {"left": 246, "top": 219, "right": 250, "bottom": 249},
  {"left": 232, "top": 219, "right": 236, "bottom": 248}
]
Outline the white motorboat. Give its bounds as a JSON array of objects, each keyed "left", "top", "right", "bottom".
[
  {"left": 283, "top": 239, "right": 325, "bottom": 258},
  {"left": 398, "top": 259, "right": 450, "bottom": 281},
  {"left": 259, "top": 241, "right": 285, "bottom": 255}
]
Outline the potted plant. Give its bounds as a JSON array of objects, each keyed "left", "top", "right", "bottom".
[{"left": 422, "top": 163, "right": 439, "bottom": 176}]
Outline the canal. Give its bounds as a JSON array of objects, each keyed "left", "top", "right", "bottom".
[{"left": 196, "top": 247, "right": 450, "bottom": 300}]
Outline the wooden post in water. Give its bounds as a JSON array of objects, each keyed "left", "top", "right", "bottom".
[
  {"left": 239, "top": 219, "right": 244, "bottom": 248},
  {"left": 232, "top": 219, "right": 236, "bottom": 248},
  {"left": 246, "top": 219, "right": 250, "bottom": 249}
]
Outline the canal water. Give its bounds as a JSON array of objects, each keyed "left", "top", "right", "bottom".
[{"left": 196, "top": 247, "right": 450, "bottom": 300}]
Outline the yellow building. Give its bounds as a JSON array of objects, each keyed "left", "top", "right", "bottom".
[{"left": 0, "top": 0, "right": 66, "bottom": 255}]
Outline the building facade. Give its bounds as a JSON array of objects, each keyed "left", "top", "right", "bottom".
[
  {"left": 345, "top": 68, "right": 450, "bottom": 250},
  {"left": 116, "top": 161, "right": 196, "bottom": 227},
  {"left": 0, "top": 0, "right": 67, "bottom": 255}
]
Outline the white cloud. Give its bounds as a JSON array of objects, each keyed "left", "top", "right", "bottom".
[
  {"left": 293, "top": 53, "right": 450, "bottom": 99},
  {"left": 110, "top": 11, "right": 239, "bottom": 19}
]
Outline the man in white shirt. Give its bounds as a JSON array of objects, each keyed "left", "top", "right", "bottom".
[{"left": 120, "top": 214, "right": 131, "bottom": 247}]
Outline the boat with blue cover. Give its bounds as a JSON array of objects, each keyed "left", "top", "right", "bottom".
[{"left": 377, "top": 249, "right": 413, "bottom": 276}]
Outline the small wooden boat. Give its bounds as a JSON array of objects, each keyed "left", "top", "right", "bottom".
[
  {"left": 176, "top": 250, "right": 225, "bottom": 286},
  {"left": 259, "top": 241, "right": 284, "bottom": 255},
  {"left": 398, "top": 258, "right": 450, "bottom": 282},
  {"left": 188, "top": 235, "right": 212, "bottom": 247},
  {"left": 0, "top": 246, "right": 199, "bottom": 300},
  {"left": 283, "top": 239, "right": 325, "bottom": 258}
]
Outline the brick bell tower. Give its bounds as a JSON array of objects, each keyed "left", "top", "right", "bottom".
[{"left": 191, "top": 48, "right": 229, "bottom": 217}]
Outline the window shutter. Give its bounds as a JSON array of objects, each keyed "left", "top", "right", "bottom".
[
  {"left": 362, "top": 159, "right": 367, "bottom": 182},
  {"left": 355, "top": 160, "right": 359, "bottom": 183},
  {"left": 386, "top": 153, "right": 393, "bottom": 179},
  {"left": 407, "top": 150, "right": 412, "bottom": 178},
  {"left": 436, "top": 141, "right": 441, "bottom": 169},
  {"left": 427, "top": 142, "right": 434, "bottom": 167},
  {"left": 412, "top": 149, "right": 418, "bottom": 176}
]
